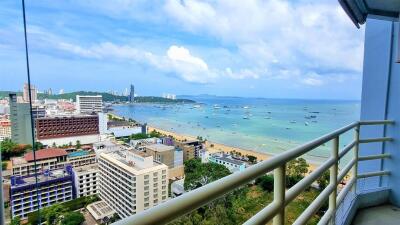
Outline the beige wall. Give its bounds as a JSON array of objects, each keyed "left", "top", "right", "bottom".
[
  {"left": 145, "top": 147, "right": 175, "bottom": 169},
  {"left": 168, "top": 165, "right": 184, "bottom": 179}
]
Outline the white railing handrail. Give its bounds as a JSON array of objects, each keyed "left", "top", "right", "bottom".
[{"left": 113, "top": 120, "right": 394, "bottom": 225}]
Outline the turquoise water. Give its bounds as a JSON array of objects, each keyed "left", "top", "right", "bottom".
[
  {"left": 68, "top": 151, "right": 89, "bottom": 157},
  {"left": 112, "top": 96, "right": 360, "bottom": 164}
]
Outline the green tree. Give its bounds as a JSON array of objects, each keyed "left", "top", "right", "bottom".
[
  {"left": 34, "top": 142, "right": 44, "bottom": 150},
  {"left": 247, "top": 155, "right": 257, "bottom": 164},
  {"left": 10, "top": 216, "right": 21, "bottom": 225},
  {"left": 2, "top": 162, "right": 8, "bottom": 170},
  {"left": 317, "top": 170, "right": 330, "bottom": 190},
  {"left": 255, "top": 175, "right": 274, "bottom": 192},
  {"left": 75, "top": 140, "right": 81, "bottom": 149},
  {"left": 184, "top": 159, "right": 231, "bottom": 191},
  {"left": 61, "top": 212, "right": 84, "bottom": 225},
  {"left": 286, "top": 158, "right": 309, "bottom": 188}
]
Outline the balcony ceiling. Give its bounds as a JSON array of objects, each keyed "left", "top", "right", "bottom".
[{"left": 339, "top": 0, "right": 400, "bottom": 28}]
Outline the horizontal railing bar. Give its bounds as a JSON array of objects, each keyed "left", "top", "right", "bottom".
[
  {"left": 358, "top": 120, "right": 394, "bottom": 125},
  {"left": 243, "top": 202, "right": 281, "bottom": 225},
  {"left": 339, "top": 140, "right": 356, "bottom": 159},
  {"left": 292, "top": 184, "right": 335, "bottom": 225},
  {"left": 337, "top": 158, "right": 356, "bottom": 183},
  {"left": 357, "top": 171, "right": 390, "bottom": 179},
  {"left": 286, "top": 157, "right": 336, "bottom": 204},
  {"left": 359, "top": 137, "right": 393, "bottom": 143},
  {"left": 358, "top": 154, "right": 391, "bottom": 161},
  {"left": 337, "top": 177, "right": 356, "bottom": 206},
  {"left": 115, "top": 122, "right": 359, "bottom": 225}
]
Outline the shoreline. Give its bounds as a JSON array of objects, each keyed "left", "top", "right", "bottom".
[{"left": 147, "top": 125, "right": 318, "bottom": 171}]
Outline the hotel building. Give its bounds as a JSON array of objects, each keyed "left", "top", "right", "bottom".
[
  {"left": 11, "top": 148, "right": 68, "bottom": 176},
  {"left": 35, "top": 115, "right": 100, "bottom": 145},
  {"left": 98, "top": 150, "right": 168, "bottom": 218},
  {"left": 76, "top": 95, "right": 103, "bottom": 114},
  {"left": 10, "top": 166, "right": 74, "bottom": 219},
  {"left": 73, "top": 164, "right": 99, "bottom": 198}
]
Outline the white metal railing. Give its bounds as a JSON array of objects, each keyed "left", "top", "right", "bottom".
[{"left": 113, "top": 120, "right": 394, "bottom": 225}]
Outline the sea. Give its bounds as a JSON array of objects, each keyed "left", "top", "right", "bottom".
[{"left": 112, "top": 95, "right": 360, "bottom": 165}]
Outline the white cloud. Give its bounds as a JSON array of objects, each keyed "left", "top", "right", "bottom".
[
  {"left": 56, "top": 41, "right": 217, "bottom": 84},
  {"left": 163, "top": 0, "right": 364, "bottom": 73}
]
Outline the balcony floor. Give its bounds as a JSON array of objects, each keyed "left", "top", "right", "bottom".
[{"left": 352, "top": 204, "right": 400, "bottom": 225}]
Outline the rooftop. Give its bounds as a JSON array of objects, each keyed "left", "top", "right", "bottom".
[
  {"left": 24, "top": 148, "right": 67, "bottom": 162},
  {"left": 73, "top": 164, "right": 99, "bottom": 173},
  {"left": 146, "top": 144, "right": 175, "bottom": 152},
  {"left": 340, "top": 0, "right": 400, "bottom": 27},
  {"left": 87, "top": 201, "right": 116, "bottom": 221},
  {"left": 100, "top": 150, "right": 167, "bottom": 175},
  {"left": 211, "top": 153, "right": 247, "bottom": 166},
  {"left": 11, "top": 168, "right": 72, "bottom": 188}
]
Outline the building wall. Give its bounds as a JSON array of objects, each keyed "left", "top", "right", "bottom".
[
  {"left": 0, "top": 124, "right": 11, "bottom": 141},
  {"left": 74, "top": 166, "right": 99, "bottom": 197},
  {"left": 36, "top": 115, "right": 99, "bottom": 140},
  {"left": 9, "top": 95, "right": 32, "bottom": 145},
  {"left": 145, "top": 147, "right": 175, "bottom": 169},
  {"left": 12, "top": 158, "right": 65, "bottom": 176},
  {"left": 38, "top": 134, "right": 100, "bottom": 146},
  {"left": 76, "top": 95, "right": 103, "bottom": 114},
  {"left": 98, "top": 155, "right": 168, "bottom": 218},
  {"left": 359, "top": 18, "right": 400, "bottom": 206},
  {"left": 10, "top": 172, "right": 73, "bottom": 219}
]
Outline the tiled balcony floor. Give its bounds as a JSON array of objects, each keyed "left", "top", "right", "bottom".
[{"left": 352, "top": 204, "right": 400, "bottom": 225}]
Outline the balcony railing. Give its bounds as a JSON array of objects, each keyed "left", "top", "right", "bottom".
[{"left": 113, "top": 120, "right": 394, "bottom": 225}]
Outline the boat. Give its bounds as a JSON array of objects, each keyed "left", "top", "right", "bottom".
[
  {"left": 310, "top": 115, "right": 317, "bottom": 118},
  {"left": 193, "top": 105, "right": 201, "bottom": 108},
  {"left": 305, "top": 122, "right": 309, "bottom": 126},
  {"left": 243, "top": 116, "right": 250, "bottom": 120},
  {"left": 264, "top": 117, "right": 271, "bottom": 119},
  {"left": 290, "top": 120, "right": 296, "bottom": 124},
  {"left": 243, "top": 106, "right": 250, "bottom": 109}
]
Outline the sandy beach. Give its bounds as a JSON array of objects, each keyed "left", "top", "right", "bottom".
[{"left": 148, "top": 125, "right": 318, "bottom": 171}]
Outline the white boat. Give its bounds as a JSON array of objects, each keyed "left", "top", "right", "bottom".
[
  {"left": 305, "top": 122, "right": 309, "bottom": 126},
  {"left": 243, "top": 116, "right": 250, "bottom": 120},
  {"left": 243, "top": 106, "right": 250, "bottom": 109}
]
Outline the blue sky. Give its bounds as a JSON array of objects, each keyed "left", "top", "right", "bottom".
[{"left": 0, "top": 0, "right": 365, "bottom": 99}]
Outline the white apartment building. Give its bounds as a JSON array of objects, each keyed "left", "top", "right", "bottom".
[
  {"left": 76, "top": 95, "right": 103, "bottom": 114},
  {"left": 98, "top": 150, "right": 168, "bottom": 218},
  {"left": 73, "top": 164, "right": 99, "bottom": 198}
]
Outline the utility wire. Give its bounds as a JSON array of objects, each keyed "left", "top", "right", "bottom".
[{"left": 21, "top": 0, "right": 41, "bottom": 223}]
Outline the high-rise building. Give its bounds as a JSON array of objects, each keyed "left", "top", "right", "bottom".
[
  {"left": 9, "top": 94, "right": 33, "bottom": 145},
  {"left": 98, "top": 150, "right": 168, "bottom": 218},
  {"left": 22, "top": 83, "right": 37, "bottom": 103},
  {"left": 76, "top": 95, "right": 103, "bottom": 114},
  {"left": 129, "top": 84, "right": 135, "bottom": 103}
]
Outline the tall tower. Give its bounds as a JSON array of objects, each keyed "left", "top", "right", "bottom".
[{"left": 129, "top": 84, "right": 135, "bottom": 103}]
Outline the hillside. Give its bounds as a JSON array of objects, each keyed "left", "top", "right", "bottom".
[{"left": 0, "top": 91, "right": 194, "bottom": 103}]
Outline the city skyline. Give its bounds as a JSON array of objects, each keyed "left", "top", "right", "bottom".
[{"left": 1, "top": 0, "right": 364, "bottom": 100}]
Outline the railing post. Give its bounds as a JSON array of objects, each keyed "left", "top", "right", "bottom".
[
  {"left": 352, "top": 125, "right": 360, "bottom": 193},
  {"left": 273, "top": 164, "right": 286, "bottom": 225},
  {"left": 329, "top": 137, "right": 339, "bottom": 224}
]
